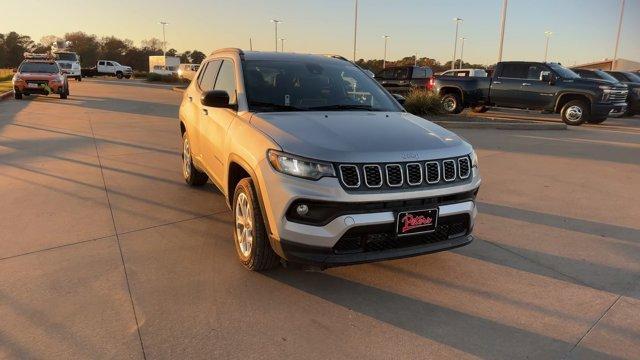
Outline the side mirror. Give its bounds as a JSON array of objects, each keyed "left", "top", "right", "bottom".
[
  {"left": 201, "top": 90, "right": 236, "bottom": 110},
  {"left": 540, "top": 71, "right": 555, "bottom": 84},
  {"left": 392, "top": 93, "right": 406, "bottom": 105}
]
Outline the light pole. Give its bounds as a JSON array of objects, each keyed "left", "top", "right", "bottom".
[
  {"left": 414, "top": 52, "right": 418, "bottom": 66},
  {"left": 159, "top": 21, "right": 169, "bottom": 55},
  {"left": 280, "top": 38, "right": 286, "bottom": 52},
  {"left": 543, "top": 31, "right": 553, "bottom": 62},
  {"left": 353, "top": 0, "right": 359, "bottom": 62},
  {"left": 451, "top": 17, "right": 463, "bottom": 69},
  {"left": 270, "top": 19, "right": 282, "bottom": 52},
  {"left": 613, "top": 0, "right": 626, "bottom": 70},
  {"left": 497, "top": 0, "right": 508, "bottom": 62},
  {"left": 382, "top": 35, "right": 390, "bottom": 69},
  {"left": 459, "top": 37, "right": 466, "bottom": 69}
]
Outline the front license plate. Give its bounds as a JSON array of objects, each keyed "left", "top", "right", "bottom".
[
  {"left": 396, "top": 209, "right": 438, "bottom": 236},
  {"left": 27, "top": 83, "right": 39, "bottom": 88}
]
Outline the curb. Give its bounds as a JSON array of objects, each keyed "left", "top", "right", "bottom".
[
  {"left": 0, "top": 90, "right": 14, "bottom": 101},
  {"left": 433, "top": 120, "right": 567, "bottom": 130},
  {"left": 172, "top": 86, "right": 186, "bottom": 93}
]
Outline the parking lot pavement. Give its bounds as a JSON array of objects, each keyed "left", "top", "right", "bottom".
[{"left": 1, "top": 79, "right": 639, "bottom": 359}]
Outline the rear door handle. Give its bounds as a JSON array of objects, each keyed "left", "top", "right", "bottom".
[
  {"left": 522, "top": 83, "right": 532, "bottom": 86},
  {"left": 201, "top": 108, "right": 208, "bottom": 116},
  {"left": 188, "top": 95, "right": 193, "bottom": 102}
]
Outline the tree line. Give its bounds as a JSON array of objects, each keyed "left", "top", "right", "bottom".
[
  {"left": 0, "top": 31, "right": 207, "bottom": 71},
  {"left": 356, "top": 56, "right": 488, "bottom": 75}
]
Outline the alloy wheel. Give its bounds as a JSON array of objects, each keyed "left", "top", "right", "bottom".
[{"left": 235, "top": 192, "right": 253, "bottom": 258}]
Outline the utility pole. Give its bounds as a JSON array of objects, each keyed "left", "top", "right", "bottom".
[
  {"left": 280, "top": 38, "right": 285, "bottom": 52},
  {"left": 159, "top": 21, "right": 169, "bottom": 55},
  {"left": 544, "top": 31, "right": 553, "bottom": 62},
  {"left": 270, "top": 19, "right": 282, "bottom": 52},
  {"left": 249, "top": 38, "right": 253, "bottom": 51},
  {"left": 459, "top": 37, "right": 466, "bottom": 69},
  {"left": 613, "top": 0, "right": 625, "bottom": 70},
  {"left": 452, "top": 18, "right": 463, "bottom": 69},
  {"left": 382, "top": 35, "right": 390, "bottom": 69},
  {"left": 497, "top": 0, "right": 508, "bottom": 62},
  {"left": 415, "top": 52, "right": 418, "bottom": 66},
  {"left": 353, "top": 0, "right": 359, "bottom": 62}
]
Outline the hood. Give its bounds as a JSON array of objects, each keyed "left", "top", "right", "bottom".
[
  {"left": 250, "top": 112, "right": 472, "bottom": 163},
  {"left": 569, "top": 77, "right": 627, "bottom": 89}
]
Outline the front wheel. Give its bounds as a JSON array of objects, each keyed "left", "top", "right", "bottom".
[
  {"left": 14, "top": 92, "right": 22, "bottom": 100},
  {"left": 441, "top": 93, "right": 463, "bottom": 114},
  {"left": 116, "top": 72, "right": 123, "bottom": 79},
  {"left": 233, "top": 178, "right": 280, "bottom": 271},
  {"left": 561, "top": 100, "right": 590, "bottom": 126}
]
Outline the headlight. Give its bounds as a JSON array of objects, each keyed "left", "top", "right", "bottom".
[
  {"left": 599, "top": 85, "right": 612, "bottom": 90},
  {"left": 268, "top": 150, "right": 336, "bottom": 180},
  {"left": 470, "top": 150, "right": 478, "bottom": 168}
]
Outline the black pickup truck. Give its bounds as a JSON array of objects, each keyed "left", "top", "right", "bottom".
[{"left": 434, "top": 61, "right": 628, "bottom": 125}]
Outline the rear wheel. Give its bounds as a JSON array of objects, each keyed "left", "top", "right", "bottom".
[
  {"left": 233, "top": 178, "right": 280, "bottom": 271},
  {"left": 116, "top": 72, "right": 123, "bottom": 79},
  {"left": 181, "top": 132, "right": 208, "bottom": 186},
  {"left": 561, "top": 100, "right": 590, "bottom": 126},
  {"left": 14, "top": 92, "right": 22, "bottom": 100},
  {"left": 441, "top": 93, "right": 463, "bottom": 114}
]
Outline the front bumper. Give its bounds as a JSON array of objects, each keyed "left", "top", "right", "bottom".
[
  {"left": 593, "top": 102, "right": 627, "bottom": 117},
  {"left": 14, "top": 82, "right": 64, "bottom": 95},
  {"left": 255, "top": 158, "right": 481, "bottom": 266}
]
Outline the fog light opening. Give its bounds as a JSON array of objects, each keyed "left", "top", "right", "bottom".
[{"left": 296, "top": 204, "right": 309, "bottom": 216}]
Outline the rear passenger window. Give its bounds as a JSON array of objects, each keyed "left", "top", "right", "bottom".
[
  {"left": 214, "top": 60, "right": 238, "bottom": 104},
  {"left": 526, "top": 65, "right": 545, "bottom": 80},
  {"left": 499, "top": 63, "right": 529, "bottom": 78},
  {"left": 198, "top": 60, "right": 221, "bottom": 91}
]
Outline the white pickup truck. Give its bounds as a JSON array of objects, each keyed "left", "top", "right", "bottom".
[{"left": 82, "top": 60, "right": 133, "bottom": 79}]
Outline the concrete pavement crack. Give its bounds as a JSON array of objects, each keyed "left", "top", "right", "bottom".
[{"left": 88, "top": 116, "right": 148, "bottom": 360}]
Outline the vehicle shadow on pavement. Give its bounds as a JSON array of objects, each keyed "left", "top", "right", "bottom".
[{"left": 265, "top": 269, "right": 613, "bottom": 359}]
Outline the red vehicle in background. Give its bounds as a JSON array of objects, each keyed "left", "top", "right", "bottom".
[{"left": 12, "top": 53, "right": 70, "bottom": 100}]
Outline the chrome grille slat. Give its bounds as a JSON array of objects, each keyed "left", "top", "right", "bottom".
[
  {"left": 363, "top": 165, "right": 383, "bottom": 188},
  {"left": 425, "top": 161, "right": 440, "bottom": 184},
  {"left": 442, "top": 160, "right": 456, "bottom": 182},
  {"left": 458, "top": 157, "right": 470, "bottom": 179},
  {"left": 385, "top": 164, "right": 403, "bottom": 187},
  {"left": 406, "top": 163, "right": 423, "bottom": 186},
  {"left": 339, "top": 164, "right": 360, "bottom": 188}
]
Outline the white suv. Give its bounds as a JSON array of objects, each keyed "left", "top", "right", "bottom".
[{"left": 179, "top": 48, "right": 481, "bottom": 270}]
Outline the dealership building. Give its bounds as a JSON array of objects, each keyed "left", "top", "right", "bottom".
[{"left": 574, "top": 58, "right": 640, "bottom": 71}]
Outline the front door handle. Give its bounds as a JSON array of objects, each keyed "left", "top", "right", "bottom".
[
  {"left": 522, "top": 83, "right": 532, "bottom": 86},
  {"left": 188, "top": 95, "right": 193, "bottom": 102},
  {"left": 201, "top": 108, "right": 208, "bottom": 116}
]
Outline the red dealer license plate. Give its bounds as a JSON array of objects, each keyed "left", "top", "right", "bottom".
[{"left": 396, "top": 209, "right": 438, "bottom": 236}]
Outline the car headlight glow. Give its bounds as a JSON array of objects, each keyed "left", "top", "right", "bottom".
[{"left": 268, "top": 150, "right": 336, "bottom": 180}]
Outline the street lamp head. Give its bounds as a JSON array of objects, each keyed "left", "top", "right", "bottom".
[
  {"left": 271, "top": 19, "right": 282, "bottom": 23},
  {"left": 159, "top": 21, "right": 169, "bottom": 25},
  {"left": 459, "top": 37, "right": 467, "bottom": 41},
  {"left": 453, "top": 17, "right": 463, "bottom": 22},
  {"left": 382, "top": 35, "right": 391, "bottom": 39},
  {"left": 544, "top": 31, "right": 553, "bottom": 37}
]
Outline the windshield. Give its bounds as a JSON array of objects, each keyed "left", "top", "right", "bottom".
[
  {"left": 113, "top": 62, "right": 121, "bottom": 66},
  {"left": 594, "top": 70, "right": 620, "bottom": 83},
  {"left": 54, "top": 52, "right": 78, "bottom": 62},
  {"left": 548, "top": 63, "right": 580, "bottom": 79},
  {"left": 242, "top": 59, "right": 400, "bottom": 112},
  {"left": 19, "top": 62, "right": 59, "bottom": 73},
  {"left": 624, "top": 72, "right": 640, "bottom": 82}
]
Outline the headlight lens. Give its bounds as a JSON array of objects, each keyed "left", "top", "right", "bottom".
[
  {"left": 268, "top": 150, "right": 336, "bottom": 180},
  {"left": 470, "top": 150, "right": 478, "bottom": 168},
  {"left": 599, "top": 85, "right": 612, "bottom": 90}
]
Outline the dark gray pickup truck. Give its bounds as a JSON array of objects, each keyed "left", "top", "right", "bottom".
[{"left": 434, "top": 61, "right": 628, "bottom": 125}]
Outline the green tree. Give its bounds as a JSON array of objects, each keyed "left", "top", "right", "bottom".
[
  {"left": 0, "top": 32, "right": 35, "bottom": 67},
  {"left": 100, "top": 36, "right": 131, "bottom": 62},
  {"left": 64, "top": 31, "right": 100, "bottom": 66},
  {"left": 166, "top": 48, "right": 178, "bottom": 57},
  {"left": 179, "top": 51, "right": 192, "bottom": 63},
  {"left": 189, "top": 50, "right": 206, "bottom": 64}
]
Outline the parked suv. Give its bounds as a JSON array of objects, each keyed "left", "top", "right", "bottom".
[
  {"left": 12, "top": 54, "right": 69, "bottom": 99},
  {"left": 179, "top": 49, "right": 480, "bottom": 270},
  {"left": 435, "top": 61, "right": 629, "bottom": 125},
  {"left": 605, "top": 70, "right": 640, "bottom": 116},
  {"left": 375, "top": 65, "right": 433, "bottom": 94}
]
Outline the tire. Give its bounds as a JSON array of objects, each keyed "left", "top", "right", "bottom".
[
  {"left": 116, "top": 72, "right": 123, "bottom": 79},
  {"left": 588, "top": 116, "right": 607, "bottom": 124},
  {"left": 125, "top": 75, "right": 131, "bottom": 79},
  {"left": 76, "top": 77, "right": 82, "bottom": 82},
  {"left": 181, "top": 132, "right": 208, "bottom": 186},
  {"left": 561, "top": 100, "right": 590, "bottom": 126},
  {"left": 471, "top": 105, "right": 488, "bottom": 113},
  {"left": 14, "top": 92, "right": 22, "bottom": 100},
  {"left": 233, "top": 178, "right": 280, "bottom": 271},
  {"left": 60, "top": 83, "right": 69, "bottom": 99},
  {"left": 441, "top": 93, "right": 463, "bottom": 114}
]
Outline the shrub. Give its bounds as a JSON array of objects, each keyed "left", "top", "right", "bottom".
[
  {"left": 403, "top": 89, "right": 444, "bottom": 116},
  {"left": 146, "top": 72, "right": 179, "bottom": 83}
]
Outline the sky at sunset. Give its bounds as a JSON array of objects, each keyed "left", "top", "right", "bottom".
[{"left": 2, "top": 0, "right": 638, "bottom": 66}]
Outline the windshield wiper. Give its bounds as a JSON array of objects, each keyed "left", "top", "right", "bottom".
[
  {"left": 307, "top": 104, "right": 379, "bottom": 111},
  {"left": 248, "top": 101, "right": 307, "bottom": 112}
]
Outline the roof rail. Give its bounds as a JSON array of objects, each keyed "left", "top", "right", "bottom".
[
  {"left": 24, "top": 52, "right": 53, "bottom": 60},
  {"left": 323, "top": 54, "right": 350, "bottom": 62},
  {"left": 210, "top": 48, "right": 244, "bottom": 56}
]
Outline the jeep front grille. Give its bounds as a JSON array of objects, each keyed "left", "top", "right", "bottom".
[{"left": 338, "top": 155, "right": 472, "bottom": 191}]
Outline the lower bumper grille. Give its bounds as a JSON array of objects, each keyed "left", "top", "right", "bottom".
[{"left": 333, "top": 214, "right": 469, "bottom": 254}]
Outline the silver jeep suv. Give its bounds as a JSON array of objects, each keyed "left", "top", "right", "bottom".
[{"left": 179, "top": 48, "right": 481, "bottom": 270}]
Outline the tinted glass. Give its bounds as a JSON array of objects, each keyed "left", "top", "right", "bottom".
[
  {"left": 608, "top": 72, "right": 627, "bottom": 82},
  {"left": 214, "top": 60, "right": 237, "bottom": 104},
  {"left": 499, "top": 63, "right": 529, "bottom": 78},
  {"left": 55, "top": 52, "right": 78, "bottom": 61},
  {"left": 198, "top": 60, "right": 221, "bottom": 90},
  {"left": 526, "top": 64, "right": 547, "bottom": 80},
  {"left": 623, "top": 72, "right": 640, "bottom": 82},
  {"left": 547, "top": 63, "right": 579, "bottom": 79},
  {"left": 593, "top": 70, "right": 619, "bottom": 82},
  {"left": 411, "top": 67, "right": 430, "bottom": 79},
  {"left": 19, "top": 62, "right": 59, "bottom": 73},
  {"left": 106, "top": 62, "right": 113, "bottom": 66},
  {"left": 377, "top": 67, "right": 411, "bottom": 80},
  {"left": 243, "top": 59, "right": 399, "bottom": 112}
]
